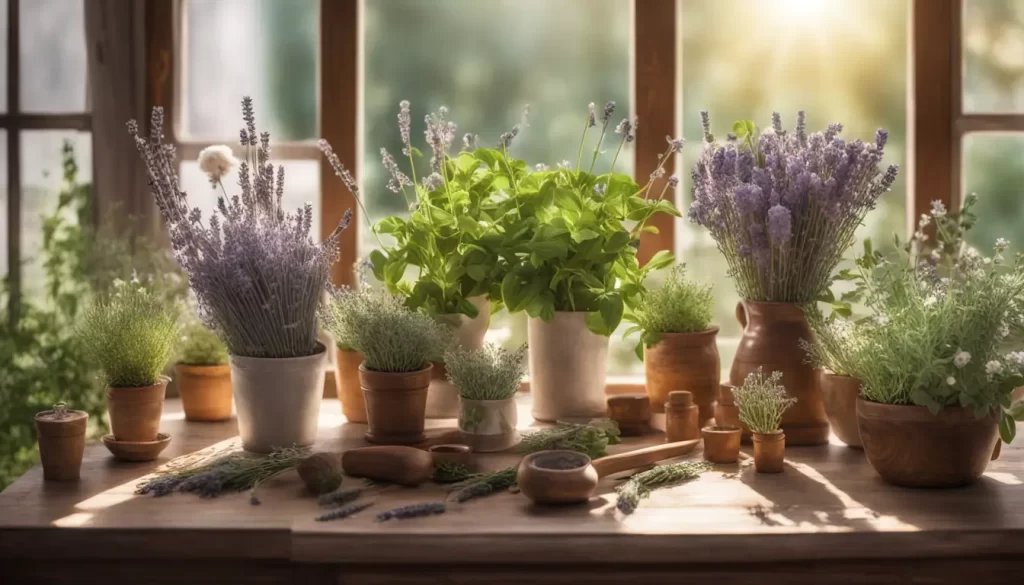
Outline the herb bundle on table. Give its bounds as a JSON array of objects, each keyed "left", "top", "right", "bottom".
[
  {"left": 517, "top": 419, "right": 621, "bottom": 459},
  {"left": 615, "top": 460, "right": 713, "bottom": 514},
  {"left": 135, "top": 447, "right": 310, "bottom": 502}
]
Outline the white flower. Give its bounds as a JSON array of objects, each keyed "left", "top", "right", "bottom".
[
  {"left": 996, "top": 238, "right": 1010, "bottom": 252},
  {"left": 875, "top": 315, "right": 890, "bottom": 326},
  {"left": 923, "top": 295, "right": 937, "bottom": 307},
  {"left": 1006, "top": 351, "right": 1024, "bottom": 367},
  {"left": 534, "top": 163, "right": 548, "bottom": 171},
  {"left": 998, "top": 322, "right": 1010, "bottom": 339},
  {"left": 953, "top": 350, "right": 971, "bottom": 368},
  {"left": 946, "top": 376, "right": 956, "bottom": 386},
  {"left": 197, "top": 145, "right": 238, "bottom": 184},
  {"left": 918, "top": 214, "right": 931, "bottom": 228},
  {"left": 930, "top": 249, "right": 941, "bottom": 262},
  {"left": 985, "top": 360, "right": 1004, "bottom": 376},
  {"left": 557, "top": 160, "right": 572, "bottom": 169},
  {"left": 931, "top": 200, "right": 947, "bottom": 217}
]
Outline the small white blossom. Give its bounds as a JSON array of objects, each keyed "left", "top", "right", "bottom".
[
  {"left": 946, "top": 376, "right": 956, "bottom": 386},
  {"left": 996, "top": 238, "right": 1010, "bottom": 252},
  {"left": 534, "top": 163, "right": 548, "bottom": 171},
  {"left": 923, "top": 295, "right": 937, "bottom": 307},
  {"left": 197, "top": 145, "right": 238, "bottom": 184},
  {"left": 931, "top": 200, "right": 947, "bottom": 217},
  {"left": 954, "top": 350, "right": 971, "bottom": 368},
  {"left": 983, "top": 257, "right": 992, "bottom": 265},
  {"left": 918, "top": 214, "right": 931, "bottom": 228},
  {"left": 998, "top": 322, "right": 1011, "bottom": 339},
  {"left": 557, "top": 159, "right": 572, "bottom": 169},
  {"left": 875, "top": 314, "right": 890, "bottom": 326},
  {"left": 1006, "top": 351, "right": 1024, "bottom": 367},
  {"left": 930, "top": 249, "right": 941, "bottom": 262},
  {"left": 985, "top": 360, "right": 1004, "bottom": 376}
]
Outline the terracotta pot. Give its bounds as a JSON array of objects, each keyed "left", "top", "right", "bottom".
[
  {"left": 34, "top": 404, "right": 87, "bottom": 481},
  {"left": 107, "top": 377, "right": 168, "bottom": 442},
  {"left": 702, "top": 425, "right": 741, "bottom": 464},
  {"left": 714, "top": 384, "right": 751, "bottom": 443},
  {"left": 458, "top": 397, "right": 519, "bottom": 452},
  {"left": 230, "top": 345, "right": 326, "bottom": 453},
  {"left": 857, "top": 399, "right": 1000, "bottom": 488},
  {"left": 644, "top": 327, "right": 720, "bottom": 424},
  {"left": 753, "top": 431, "right": 786, "bottom": 473},
  {"left": 427, "top": 296, "right": 490, "bottom": 418},
  {"left": 529, "top": 312, "right": 609, "bottom": 422},
  {"left": 731, "top": 301, "right": 828, "bottom": 445},
  {"left": 335, "top": 348, "right": 366, "bottom": 423},
  {"left": 361, "top": 364, "right": 432, "bottom": 445},
  {"left": 175, "top": 363, "right": 232, "bottom": 422},
  {"left": 517, "top": 450, "right": 598, "bottom": 505},
  {"left": 820, "top": 371, "right": 862, "bottom": 448}
]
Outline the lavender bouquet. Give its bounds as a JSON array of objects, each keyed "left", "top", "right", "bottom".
[
  {"left": 128, "top": 97, "right": 352, "bottom": 358},
  {"left": 688, "top": 112, "right": 898, "bottom": 302}
]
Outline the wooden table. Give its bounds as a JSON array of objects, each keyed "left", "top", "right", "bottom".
[{"left": 2, "top": 396, "right": 1023, "bottom": 584}]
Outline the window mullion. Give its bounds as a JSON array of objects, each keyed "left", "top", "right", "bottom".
[{"left": 7, "top": 0, "right": 21, "bottom": 326}]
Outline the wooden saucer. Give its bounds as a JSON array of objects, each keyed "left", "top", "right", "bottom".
[{"left": 102, "top": 433, "right": 171, "bottom": 462}]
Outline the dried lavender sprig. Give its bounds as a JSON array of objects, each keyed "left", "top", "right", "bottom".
[
  {"left": 615, "top": 460, "right": 713, "bottom": 515},
  {"left": 316, "top": 501, "right": 375, "bottom": 522},
  {"left": 376, "top": 502, "right": 447, "bottom": 522},
  {"left": 447, "top": 467, "right": 517, "bottom": 503},
  {"left": 318, "top": 486, "right": 366, "bottom": 507}
]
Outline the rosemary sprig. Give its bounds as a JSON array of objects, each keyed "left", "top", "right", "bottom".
[
  {"left": 517, "top": 419, "right": 621, "bottom": 459},
  {"left": 447, "top": 467, "right": 517, "bottom": 503},
  {"left": 615, "top": 460, "right": 713, "bottom": 515},
  {"left": 376, "top": 502, "right": 447, "bottom": 521},
  {"left": 135, "top": 447, "right": 310, "bottom": 499},
  {"left": 316, "top": 501, "right": 375, "bottom": 522},
  {"left": 432, "top": 461, "right": 477, "bottom": 484}
]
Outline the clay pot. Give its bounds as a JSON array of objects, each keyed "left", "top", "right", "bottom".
[
  {"left": 360, "top": 364, "right": 432, "bottom": 445},
  {"left": 752, "top": 431, "right": 786, "bottom": 473},
  {"left": 428, "top": 444, "right": 473, "bottom": 468},
  {"left": 175, "top": 363, "right": 232, "bottom": 422},
  {"left": 529, "top": 312, "right": 609, "bottom": 422},
  {"left": 606, "top": 394, "right": 651, "bottom": 436},
  {"left": 857, "top": 399, "right": 1000, "bottom": 488},
  {"left": 230, "top": 345, "right": 326, "bottom": 453},
  {"left": 458, "top": 397, "right": 520, "bottom": 452},
  {"left": 107, "top": 377, "right": 168, "bottom": 442},
  {"left": 702, "top": 425, "right": 741, "bottom": 464},
  {"left": 427, "top": 296, "right": 490, "bottom": 418},
  {"left": 714, "top": 384, "right": 750, "bottom": 442},
  {"left": 820, "top": 371, "right": 862, "bottom": 448},
  {"left": 517, "top": 450, "right": 599, "bottom": 505},
  {"left": 664, "top": 391, "right": 700, "bottom": 442},
  {"left": 335, "top": 347, "right": 366, "bottom": 423},
  {"left": 644, "top": 327, "right": 720, "bottom": 424},
  {"left": 731, "top": 301, "right": 828, "bottom": 445},
  {"left": 34, "top": 404, "right": 87, "bottom": 481}
]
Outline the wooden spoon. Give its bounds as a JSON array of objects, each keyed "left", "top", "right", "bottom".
[{"left": 591, "top": 439, "right": 700, "bottom": 477}]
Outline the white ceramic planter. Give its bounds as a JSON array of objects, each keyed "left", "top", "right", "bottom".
[
  {"left": 528, "top": 312, "right": 609, "bottom": 422},
  {"left": 458, "top": 397, "right": 519, "bottom": 452},
  {"left": 230, "top": 344, "right": 326, "bottom": 453},
  {"left": 427, "top": 295, "right": 491, "bottom": 418}
]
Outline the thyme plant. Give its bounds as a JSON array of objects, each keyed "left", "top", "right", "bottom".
[
  {"left": 732, "top": 368, "right": 797, "bottom": 434},
  {"left": 802, "top": 307, "right": 875, "bottom": 378},
  {"left": 624, "top": 264, "right": 714, "bottom": 359},
  {"left": 177, "top": 314, "right": 228, "bottom": 366},
  {"left": 444, "top": 343, "right": 527, "bottom": 401}
]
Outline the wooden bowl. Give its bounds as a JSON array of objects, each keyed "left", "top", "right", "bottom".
[
  {"left": 102, "top": 433, "right": 171, "bottom": 462},
  {"left": 517, "top": 450, "right": 598, "bottom": 505},
  {"left": 427, "top": 444, "right": 473, "bottom": 468}
]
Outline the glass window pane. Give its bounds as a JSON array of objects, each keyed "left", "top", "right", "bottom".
[
  {"left": 20, "top": 0, "right": 87, "bottom": 113},
  {"left": 182, "top": 0, "right": 318, "bottom": 140},
  {"left": 962, "top": 133, "right": 1024, "bottom": 254},
  {"left": 963, "top": 0, "right": 1024, "bottom": 113},
  {"left": 680, "top": 0, "right": 909, "bottom": 371},
  {"left": 20, "top": 131, "right": 92, "bottom": 300}
]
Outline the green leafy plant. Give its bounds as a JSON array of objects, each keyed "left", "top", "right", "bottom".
[
  {"left": 516, "top": 419, "right": 621, "bottom": 459},
  {"left": 78, "top": 278, "right": 181, "bottom": 388},
  {"left": 732, "top": 368, "right": 797, "bottom": 434},
  {"left": 321, "top": 286, "right": 452, "bottom": 373},
  {"left": 624, "top": 263, "right": 714, "bottom": 359},
  {"left": 177, "top": 314, "right": 228, "bottom": 366},
  {"left": 802, "top": 307, "right": 873, "bottom": 378},
  {"left": 444, "top": 343, "right": 526, "bottom": 401}
]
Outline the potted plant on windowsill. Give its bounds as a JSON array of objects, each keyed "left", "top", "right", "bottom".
[
  {"left": 803, "top": 309, "right": 870, "bottom": 448},
  {"left": 625, "top": 264, "right": 718, "bottom": 424},
  {"left": 175, "top": 314, "right": 232, "bottom": 422},
  {"left": 500, "top": 101, "right": 681, "bottom": 421},
  {"left": 129, "top": 97, "right": 354, "bottom": 453},
  {"left": 733, "top": 368, "right": 797, "bottom": 474},
  {"left": 322, "top": 287, "right": 452, "bottom": 445},
  {"left": 688, "top": 111, "right": 899, "bottom": 445},
  {"left": 446, "top": 343, "right": 527, "bottom": 452}
]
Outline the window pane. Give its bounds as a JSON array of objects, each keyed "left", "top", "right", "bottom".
[
  {"left": 680, "top": 0, "right": 910, "bottom": 371},
  {"left": 182, "top": 0, "right": 318, "bottom": 140},
  {"left": 362, "top": 0, "right": 632, "bottom": 373},
  {"left": 20, "top": 0, "right": 87, "bottom": 113},
  {"left": 962, "top": 133, "right": 1024, "bottom": 254},
  {"left": 20, "top": 131, "right": 92, "bottom": 299},
  {"left": 963, "top": 0, "right": 1024, "bottom": 113}
]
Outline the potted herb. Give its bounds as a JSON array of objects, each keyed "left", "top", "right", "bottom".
[
  {"left": 689, "top": 111, "right": 899, "bottom": 445},
  {"left": 625, "top": 264, "right": 717, "bottom": 423},
  {"left": 322, "top": 287, "right": 451, "bottom": 444},
  {"left": 501, "top": 101, "right": 681, "bottom": 421},
  {"left": 837, "top": 195, "right": 1024, "bottom": 487},
  {"left": 733, "top": 368, "right": 797, "bottom": 474},
  {"left": 175, "top": 315, "right": 232, "bottom": 422},
  {"left": 323, "top": 265, "right": 369, "bottom": 424},
  {"left": 34, "top": 402, "right": 88, "bottom": 481},
  {"left": 78, "top": 277, "right": 179, "bottom": 444},
  {"left": 446, "top": 343, "right": 527, "bottom": 452},
  {"left": 803, "top": 310, "right": 869, "bottom": 448},
  {"left": 129, "top": 97, "right": 354, "bottom": 453}
]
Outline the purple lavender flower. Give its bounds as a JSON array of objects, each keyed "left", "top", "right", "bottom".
[
  {"left": 734, "top": 184, "right": 765, "bottom": 215},
  {"left": 602, "top": 101, "right": 616, "bottom": 125},
  {"left": 463, "top": 133, "right": 478, "bottom": 151},
  {"left": 666, "top": 135, "right": 685, "bottom": 153},
  {"left": 875, "top": 129, "right": 888, "bottom": 152},
  {"left": 700, "top": 110, "right": 712, "bottom": 142},
  {"left": 423, "top": 172, "right": 444, "bottom": 191},
  {"left": 668, "top": 176, "right": 679, "bottom": 188},
  {"left": 380, "top": 147, "right": 410, "bottom": 193},
  {"left": 771, "top": 112, "right": 784, "bottom": 135},
  {"left": 767, "top": 205, "right": 792, "bottom": 244},
  {"left": 796, "top": 111, "right": 807, "bottom": 146},
  {"left": 398, "top": 100, "right": 412, "bottom": 156}
]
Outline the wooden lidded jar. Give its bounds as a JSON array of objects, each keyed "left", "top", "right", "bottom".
[
  {"left": 34, "top": 402, "right": 88, "bottom": 481},
  {"left": 665, "top": 391, "right": 699, "bottom": 442}
]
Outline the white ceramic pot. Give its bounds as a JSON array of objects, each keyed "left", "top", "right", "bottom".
[
  {"left": 528, "top": 312, "right": 609, "bottom": 422},
  {"left": 458, "top": 397, "right": 519, "bottom": 452},
  {"left": 230, "top": 344, "right": 326, "bottom": 453},
  {"left": 427, "top": 295, "right": 491, "bottom": 418}
]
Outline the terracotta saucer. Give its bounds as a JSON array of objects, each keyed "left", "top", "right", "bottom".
[{"left": 102, "top": 433, "right": 171, "bottom": 462}]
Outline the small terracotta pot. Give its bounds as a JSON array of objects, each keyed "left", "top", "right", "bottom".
[
  {"left": 458, "top": 397, "right": 519, "bottom": 452},
  {"left": 335, "top": 348, "right": 366, "bottom": 423},
  {"left": 752, "top": 431, "right": 786, "bottom": 473},
  {"left": 175, "top": 363, "right": 232, "bottom": 422},
  {"left": 820, "top": 371, "right": 862, "bottom": 448},
  {"left": 644, "top": 327, "right": 720, "bottom": 424},
  {"left": 428, "top": 444, "right": 473, "bottom": 468},
  {"left": 517, "top": 450, "right": 598, "bottom": 505},
  {"left": 34, "top": 404, "right": 88, "bottom": 481},
  {"left": 360, "top": 364, "right": 432, "bottom": 445},
  {"left": 857, "top": 399, "right": 1000, "bottom": 488},
  {"left": 702, "top": 425, "right": 741, "bottom": 464},
  {"left": 714, "top": 384, "right": 750, "bottom": 443},
  {"left": 107, "top": 377, "right": 168, "bottom": 442}
]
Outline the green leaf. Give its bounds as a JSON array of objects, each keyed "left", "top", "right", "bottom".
[
  {"left": 999, "top": 412, "right": 1016, "bottom": 444},
  {"left": 599, "top": 294, "right": 624, "bottom": 333},
  {"left": 644, "top": 250, "right": 674, "bottom": 271},
  {"left": 466, "top": 264, "right": 489, "bottom": 282},
  {"left": 572, "top": 228, "right": 600, "bottom": 243},
  {"left": 409, "top": 146, "right": 424, "bottom": 158},
  {"left": 368, "top": 249, "right": 388, "bottom": 282},
  {"left": 375, "top": 216, "right": 406, "bottom": 235}
]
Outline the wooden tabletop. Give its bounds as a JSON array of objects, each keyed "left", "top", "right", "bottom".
[{"left": 2, "top": 395, "right": 1024, "bottom": 580}]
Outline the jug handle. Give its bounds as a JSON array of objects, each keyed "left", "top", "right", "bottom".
[{"left": 735, "top": 302, "right": 747, "bottom": 330}]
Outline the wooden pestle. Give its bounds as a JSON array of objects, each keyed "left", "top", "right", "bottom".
[{"left": 590, "top": 439, "right": 700, "bottom": 478}]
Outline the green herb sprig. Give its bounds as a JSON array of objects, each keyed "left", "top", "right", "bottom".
[
  {"left": 444, "top": 343, "right": 527, "bottom": 401},
  {"left": 447, "top": 467, "right": 517, "bottom": 503},
  {"left": 624, "top": 263, "right": 714, "bottom": 360},
  {"left": 615, "top": 460, "right": 713, "bottom": 514},
  {"left": 517, "top": 419, "right": 621, "bottom": 459}
]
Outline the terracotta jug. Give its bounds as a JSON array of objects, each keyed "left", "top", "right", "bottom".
[
  {"left": 730, "top": 301, "right": 828, "bottom": 445},
  {"left": 644, "top": 327, "right": 720, "bottom": 424}
]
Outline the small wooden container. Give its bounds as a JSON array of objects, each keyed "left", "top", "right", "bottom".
[
  {"left": 606, "top": 394, "right": 651, "bottom": 436},
  {"left": 702, "top": 425, "right": 742, "bottom": 464},
  {"left": 753, "top": 431, "right": 785, "bottom": 473},
  {"left": 34, "top": 403, "right": 88, "bottom": 481},
  {"left": 665, "top": 391, "right": 700, "bottom": 442}
]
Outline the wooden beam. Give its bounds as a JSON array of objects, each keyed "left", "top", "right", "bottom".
[
  {"left": 634, "top": 0, "right": 677, "bottom": 265},
  {"left": 7, "top": 0, "right": 20, "bottom": 325},
  {"left": 955, "top": 114, "right": 1024, "bottom": 133},
  {"left": 179, "top": 141, "right": 320, "bottom": 161}
]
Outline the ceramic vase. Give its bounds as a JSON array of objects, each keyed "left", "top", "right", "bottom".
[
  {"left": 175, "top": 363, "right": 233, "bottom": 422},
  {"left": 644, "top": 327, "right": 720, "bottom": 424},
  {"left": 820, "top": 370, "right": 862, "bottom": 448},
  {"left": 360, "top": 364, "right": 432, "bottom": 445},
  {"left": 528, "top": 312, "right": 608, "bottom": 422},
  {"left": 335, "top": 347, "right": 366, "bottom": 423},
  {"left": 731, "top": 301, "right": 828, "bottom": 445},
  {"left": 107, "top": 377, "right": 168, "bottom": 442},
  {"left": 752, "top": 431, "right": 786, "bottom": 473},
  {"left": 458, "top": 397, "right": 519, "bottom": 452},
  {"left": 34, "top": 404, "right": 88, "bottom": 481},
  {"left": 427, "top": 296, "right": 490, "bottom": 418},
  {"left": 230, "top": 345, "right": 326, "bottom": 453}
]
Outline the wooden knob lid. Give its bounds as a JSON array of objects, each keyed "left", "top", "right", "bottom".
[{"left": 667, "top": 391, "right": 693, "bottom": 407}]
